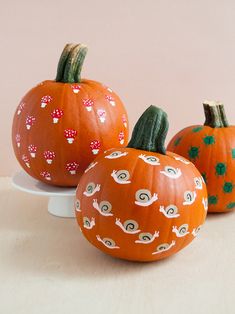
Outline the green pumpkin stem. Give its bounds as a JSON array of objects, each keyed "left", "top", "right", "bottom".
[
  {"left": 218, "top": 103, "right": 229, "bottom": 127},
  {"left": 55, "top": 44, "right": 76, "bottom": 82},
  {"left": 203, "top": 101, "right": 229, "bottom": 128},
  {"left": 55, "top": 43, "right": 88, "bottom": 83},
  {"left": 127, "top": 105, "right": 169, "bottom": 154}
]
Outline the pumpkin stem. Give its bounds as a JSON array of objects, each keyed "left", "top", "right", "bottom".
[
  {"left": 127, "top": 105, "right": 169, "bottom": 154},
  {"left": 218, "top": 103, "right": 229, "bottom": 127},
  {"left": 55, "top": 43, "right": 88, "bottom": 83},
  {"left": 203, "top": 100, "right": 229, "bottom": 128},
  {"left": 55, "top": 44, "right": 76, "bottom": 82}
]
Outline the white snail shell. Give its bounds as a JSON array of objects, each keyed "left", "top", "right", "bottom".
[
  {"left": 165, "top": 205, "right": 178, "bottom": 216},
  {"left": 184, "top": 191, "right": 194, "bottom": 202},
  {"left": 83, "top": 217, "right": 91, "bottom": 227},
  {"left": 178, "top": 224, "right": 189, "bottom": 235},
  {"left": 165, "top": 166, "right": 177, "bottom": 174},
  {"left": 156, "top": 243, "right": 170, "bottom": 252},
  {"left": 138, "top": 232, "right": 153, "bottom": 242},
  {"left": 115, "top": 170, "right": 130, "bottom": 181},
  {"left": 103, "top": 238, "right": 116, "bottom": 247},
  {"left": 123, "top": 220, "right": 139, "bottom": 232},
  {"left": 146, "top": 156, "right": 159, "bottom": 163},
  {"left": 75, "top": 199, "right": 80, "bottom": 210},
  {"left": 110, "top": 151, "right": 122, "bottom": 157},
  {"left": 99, "top": 201, "right": 112, "bottom": 213},
  {"left": 135, "top": 189, "right": 151, "bottom": 203},
  {"left": 86, "top": 182, "right": 96, "bottom": 194}
]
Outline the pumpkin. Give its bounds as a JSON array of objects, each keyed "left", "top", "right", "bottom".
[
  {"left": 12, "top": 43, "right": 128, "bottom": 186},
  {"left": 75, "top": 106, "right": 207, "bottom": 262},
  {"left": 168, "top": 100, "right": 235, "bottom": 213}
]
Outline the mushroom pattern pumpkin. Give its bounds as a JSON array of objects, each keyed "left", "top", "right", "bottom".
[
  {"left": 167, "top": 101, "right": 235, "bottom": 213},
  {"left": 12, "top": 43, "right": 129, "bottom": 186},
  {"left": 75, "top": 106, "right": 207, "bottom": 262}
]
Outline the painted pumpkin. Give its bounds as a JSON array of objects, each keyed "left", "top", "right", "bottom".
[
  {"left": 168, "top": 100, "right": 235, "bottom": 213},
  {"left": 12, "top": 43, "right": 129, "bottom": 186},
  {"left": 75, "top": 106, "right": 207, "bottom": 262}
]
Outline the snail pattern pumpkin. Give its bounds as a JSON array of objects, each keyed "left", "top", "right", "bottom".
[
  {"left": 168, "top": 100, "right": 235, "bottom": 212},
  {"left": 75, "top": 106, "right": 207, "bottom": 262},
  {"left": 12, "top": 43, "right": 128, "bottom": 187}
]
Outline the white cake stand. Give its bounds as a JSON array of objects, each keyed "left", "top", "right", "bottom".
[{"left": 12, "top": 171, "right": 76, "bottom": 218}]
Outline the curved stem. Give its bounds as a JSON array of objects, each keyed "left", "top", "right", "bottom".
[
  {"left": 127, "top": 105, "right": 169, "bottom": 154},
  {"left": 203, "top": 100, "right": 229, "bottom": 128},
  {"left": 74, "top": 44, "right": 88, "bottom": 82},
  {"left": 55, "top": 43, "right": 88, "bottom": 83},
  {"left": 55, "top": 44, "right": 76, "bottom": 82}
]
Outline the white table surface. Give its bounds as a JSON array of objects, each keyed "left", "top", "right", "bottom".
[{"left": 0, "top": 177, "right": 234, "bottom": 314}]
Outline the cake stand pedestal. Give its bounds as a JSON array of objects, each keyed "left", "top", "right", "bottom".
[{"left": 12, "top": 171, "right": 76, "bottom": 218}]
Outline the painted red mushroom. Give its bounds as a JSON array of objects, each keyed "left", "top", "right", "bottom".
[
  {"left": 22, "top": 154, "right": 30, "bottom": 168},
  {"left": 28, "top": 144, "right": 37, "bottom": 158},
  {"left": 51, "top": 109, "right": 64, "bottom": 124},
  {"left": 40, "top": 171, "right": 51, "bottom": 181},
  {"left": 105, "top": 95, "right": 115, "bottom": 107},
  {"left": 64, "top": 129, "right": 77, "bottom": 144},
  {"left": 41, "top": 95, "right": 52, "bottom": 108},
  {"left": 17, "top": 102, "right": 25, "bottom": 115},
  {"left": 43, "top": 150, "right": 56, "bottom": 164},
  {"left": 118, "top": 131, "right": 125, "bottom": 144},
  {"left": 26, "top": 116, "right": 36, "bottom": 130},
  {"left": 97, "top": 109, "right": 106, "bottom": 123},
  {"left": 90, "top": 140, "right": 101, "bottom": 155},
  {"left": 122, "top": 114, "right": 127, "bottom": 128},
  {"left": 83, "top": 99, "right": 94, "bottom": 112},
  {"left": 71, "top": 84, "right": 81, "bottom": 94},
  {"left": 15, "top": 134, "right": 21, "bottom": 148},
  {"left": 66, "top": 161, "right": 79, "bottom": 175}
]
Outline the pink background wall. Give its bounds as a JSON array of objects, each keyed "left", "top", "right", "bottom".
[{"left": 1, "top": 0, "right": 235, "bottom": 176}]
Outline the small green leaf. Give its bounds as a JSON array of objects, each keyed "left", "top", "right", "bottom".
[
  {"left": 223, "top": 182, "right": 234, "bottom": 193},
  {"left": 203, "top": 135, "right": 215, "bottom": 145},
  {"left": 231, "top": 148, "right": 235, "bottom": 159},
  {"left": 188, "top": 146, "right": 199, "bottom": 160},
  {"left": 208, "top": 195, "right": 218, "bottom": 205},
  {"left": 227, "top": 202, "right": 235, "bottom": 209},
  {"left": 215, "top": 163, "right": 226, "bottom": 176},
  {"left": 192, "top": 126, "right": 203, "bottom": 133},
  {"left": 174, "top": 137, "right": 182, "bottom": 147}
]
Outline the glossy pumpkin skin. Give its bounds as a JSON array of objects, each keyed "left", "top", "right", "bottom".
[
  {"left": 12, "top": 44, "right": 128, "bottom": 187},
  {"left": 75, "top": 107, "right": 207, "bottom": 262},
  {"left": 168, "top": 123, "right": 235, "bottom": 213}
]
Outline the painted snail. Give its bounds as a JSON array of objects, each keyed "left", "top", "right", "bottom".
[
  {"left": 156, "top": 243, "right": 171, "bottom": 252},
  {"left": 123, "top": 220, "right": 139, "bottom": 232},
  {"left": 138, "top": 232, "right": 154, "bottom": 242},
  {"left": 75, "top": 199, "right": 80, "bottom": 211},
  {"left": 99, "top": 200, "right": 112, "bottom": 214},
  {"left": 135, "top": 189, "right": 151, "bottom": 203},
  {"left": 102, "top": 238, "right": 116, "bottom": 247},
  {"left": 83, "top": 217, "right": 93, "bottom": 228},
  {"left": 164, "top": 205, "right": 178, "bottom": 216},
  {"left": 86, "top": 182, "right": 96, "bottom": 194},
  {"left": 178, "top": 224, "right": 189, "bottom": 235},
  {"left": 115, "top": 170, "right": 130, "bottom": 181},
  {"left": 183, "top": 191, "right": 196, "bottom": 204}
]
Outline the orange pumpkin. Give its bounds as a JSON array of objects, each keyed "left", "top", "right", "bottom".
[
  {"left": 75, "top": 106, "right": 207, "bottom": 262},
  {"left": 168, "top": 100, "right": 235, "bottom": 213},
  {"left": 12, "top": 44, "right": 128, "bottom": 186}
]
